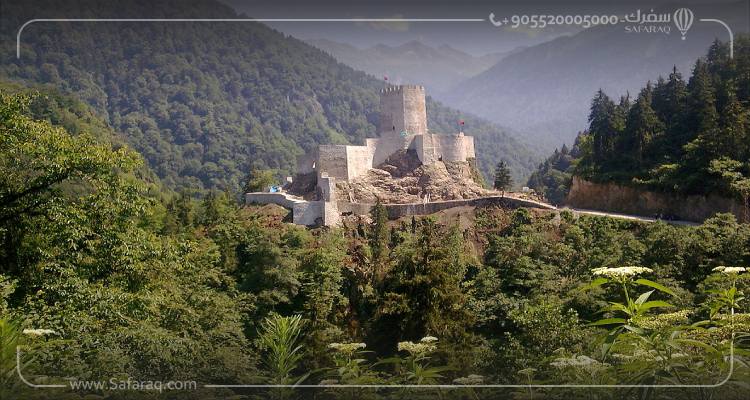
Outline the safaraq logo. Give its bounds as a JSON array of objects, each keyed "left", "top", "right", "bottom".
[{"left": 673, "top": 8, "right": 694, "bottom": 40}]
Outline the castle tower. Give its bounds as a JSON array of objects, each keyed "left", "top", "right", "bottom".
[{"left": 378, "top": 85, "right": 427, "bottom": 137}]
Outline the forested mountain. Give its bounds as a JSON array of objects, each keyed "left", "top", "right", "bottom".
[
  {"left": 307, "top": 39, "right": 507, "bottom": 95},
  {"left": 527, "top": 37, "right": 750, "bottom": 212},
  {"left": 443, "top": 18, "right": 734, "bottom": 151},
  {"left": 0, "top": 0, "right": 538, "bottom": 192},
  {"left": 577, "top": 38, "right": 750, "bottom": 201}
]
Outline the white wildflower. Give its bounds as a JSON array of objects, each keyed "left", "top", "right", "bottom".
[
  {"left": 591, "top": 266, "right": 653, "bottom": 279},
  {"left": 328, "top": 342, "right": 366, "bottom": 354},
  {"left": 712, "top": 266, "right": 746, "bottom": 275},
  {"left": 420, "top": 336, "right": 438, "bottom": 343},
  {"left": 654, "top": 352, "right": 689, "bottom": 362},
  {"left": 22, "top": 328, "right": 56, "bottom": 337},
  {"left": 632, "top": 310, "right": 691, "bottom": 330},
  {"left": 550, "top": 355, "right": 606, "bottom": 370},
  {"left": 453, "top": 374, "right": 484, "bottom": 385},
  {"left": 397, "top": 340, "right": 437, "bottom": 356}
]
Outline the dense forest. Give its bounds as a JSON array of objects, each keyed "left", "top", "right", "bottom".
[
  {"left": 528, "top": 37, "right": 750, "bottom": 212},
  {"left": 0, "top": 0, "right": 538, "bottom": 191},
  {"left": 526, "top": 142, "right": 578, "bottom": 205},
  {"left": 2, "top": 85, "right": 750, "bottom": 399},
  {"left": 2, "top": 2, "right": 750, "bottom": 399}
]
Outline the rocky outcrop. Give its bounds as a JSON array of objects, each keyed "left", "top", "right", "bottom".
[
  {"left": 336, "top": 150, "right": 490, "bottom": 204},
  {"left": 566, "top": 177, "right": 746, "bottom": 222}
]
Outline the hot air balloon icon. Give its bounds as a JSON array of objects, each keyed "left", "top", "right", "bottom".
[{"left": 673, "top": 8, "right": 694, "bottom": 40}]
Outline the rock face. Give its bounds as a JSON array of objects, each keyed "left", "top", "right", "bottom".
[
  {"left": 337, "top": 149, "right": 490, "bottom": 204},
  {"left": 566, "top": 177, "right": 747, "bottom": 222}
]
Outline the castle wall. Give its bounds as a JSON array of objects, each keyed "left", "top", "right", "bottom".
[
  {"left": 293, "top": 201, "right": 323, "bottom": 225},
  {"left": 464, "top": 136, "right": 475, "bottom": 160},
  {"left": 345, "top": 145, "right": 375, "bottom": 180},
  {"left": 317, "top": 173, "right": 336, "bottom": 201},
  {"left": 413, "top": 134, "right": 435, "bottom": 164},
  {"left": 337, "top": 195, "right": 556, "bottom": 219},
  {"left": 245, "top": 192, "right": 301, "bottom": 209},
  {"left": 435, "top": 134, "right": 467, "bottom": 162},
  {"left": 412, "top": 133, "right": 476, "bottom": 164},
  {"left": 317, "top": 145, "right": 349, "bottom": 180},
  {"left": 371, "top": 135, "right": 411, "bottom": 166},
  {"left": 402, "top": 86, "right": 427, "bottom": 135}
]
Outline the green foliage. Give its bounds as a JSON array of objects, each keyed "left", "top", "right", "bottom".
[
  {"left": 0, "top": 318, "right": 23, "bottom": 397},
  {"left": 244, "top": 168, "right": 277, "bottom": 193},
  {"left": 495, "top": 298, "right": 590, "bottom": 373},
  {"left": 526, "top": 143, "right": 577, "bottom": 204},
  {"left": 2, "top": 73, "right": 750, "bottom": 397},
  {"left": 257, "top": 314, "right": 307, "bottom": 385},
  {"left": 372, "top": 220, "right": 473, "bottom": 351},
  {"left": 369, "top": 199, "right": 390, "bottom": 284},
  {"left": 0, "top": 90, "right": 253, "bottom": 392},
  {"left": 573, "top": 37, "right": 750, "bottom": 203},
  {"left": 493, "top": 160, "right": 513, "bottom": 192}
]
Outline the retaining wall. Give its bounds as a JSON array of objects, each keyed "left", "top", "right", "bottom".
[
  {"left": 566, "top": 177, "right": 747, "bottom": 223},
  {"left": 338, "top": 195, "right": 555, "bottom": 220}
]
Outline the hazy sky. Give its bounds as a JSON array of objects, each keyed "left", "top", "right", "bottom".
[{"left": 221, "top": 0, "right": 749, "bottom": 55}]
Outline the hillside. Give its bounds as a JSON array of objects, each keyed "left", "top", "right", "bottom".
[
  {"left": 528, "top": 37, "right": 750, "bottom": 217},
  {"left": 576, "top": 38, "right": 750, "bottom": 198},
  {"left": 0, "top": 0, "right": 538, "bottom": 192},
  {"left": 443, "top": 21, "right": 730, "bottom": 151}
]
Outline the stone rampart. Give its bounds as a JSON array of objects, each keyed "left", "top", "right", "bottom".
[{"left": 317, "top": 145, "right": 349, "bottom": 180}]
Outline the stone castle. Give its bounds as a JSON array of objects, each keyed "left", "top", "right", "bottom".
[
  {"left": 247, "top": 84, "right": 484, "bottom": 226},
  {"left": 295, "top": 84, "right": 475, "bottom": 183}
]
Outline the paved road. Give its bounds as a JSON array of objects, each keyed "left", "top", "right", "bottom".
[
  {"left": 563, "top": 207, "right": 699, "bottom": 226},
  {"left": 501, "top": 193, "right": 699, "bottom": 226}
]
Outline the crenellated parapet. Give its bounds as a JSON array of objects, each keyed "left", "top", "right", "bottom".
[{"left": 379, "top": 84, "right": 427, "bottom": 137}]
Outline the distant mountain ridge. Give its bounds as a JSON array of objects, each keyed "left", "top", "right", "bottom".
[
  {"left": 307, "top": 38, "right": 509, "bottom": 96},
  {"left": 442, "top": 20, "right": 734, "bottom": 151}
]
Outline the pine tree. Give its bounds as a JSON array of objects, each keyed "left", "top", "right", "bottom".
[
  {"left": 370, "top": 198, "right": 390, "bottom": 284},
  {"left": 652, "top": 66, "right": 688, "bottom": 158},
  {"left": 706, "top": 39, "right": 732, "bottom": 82},
  {"left": 687, "top": 60, "right": 719, "bottom": 144},
  {"left": 372, "top": 219, "right": 472, "bottom": 350},
  {"left": 493, "top": 161, "right": 513, "bottom": 193},
  {"left": 622, "top": 83, "right": 664, "bottom": 169},
  {"left": 611, "top": 92, "right": 631, "bottom": 165},
  {"left": 718, "top": 87, "right": 749, "bottom": 160},
  {"left": 588, "top": 90, "right": 619, "bottom": 168}
]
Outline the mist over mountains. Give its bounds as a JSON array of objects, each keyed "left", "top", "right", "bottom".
[
  {"left": 307, "top": 39, "right": 514, "bottom": 95},
  {"left": 442, "top": 22, "right": 732, "bottom": 151},
  {"left": 302, "top": 7, "right": 745, "bottom": 153}
]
